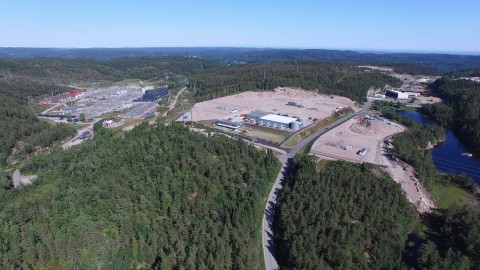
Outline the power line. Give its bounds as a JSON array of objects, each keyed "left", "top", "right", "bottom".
[
  {"left": 432, "top": 156, "right": 480, "bottom": 169},
  {"left": 432, "top": 157, "right": 480, "bottom": 170},
  {"left": 434, "top": 164, "right": 480, "bottom": 179},
  {"left": 433, "top": 159, "right": 480, "bottom": 174}
]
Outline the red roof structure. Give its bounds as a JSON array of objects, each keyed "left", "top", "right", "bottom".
[{"left": 69, "top": 90, "right": 82, "bottom": 98}]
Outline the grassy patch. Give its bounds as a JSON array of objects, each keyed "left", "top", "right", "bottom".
[
  {"left": 297, "top": 138, "right": 317, "bottom": 155},
  {"left": 156, "top": 106, "right": 169, "bottom": 114},
  {"left": 71, "top": 80, "right": 114, "bottom": 88},
  {"left": 112, "top": 118, "right": 145, "bottom": 131},
  {"left": 431, "top": 182, "right": 478, "bottom": 209},
  {"left": 244, "top": 131, "right": 286, "bottom": 144},
  {"left": 400, "top": 106, "right": 419, "bottom": 112},
  {"left": 120, "top": 78, "right": 140, "bottom": 84},
  {"left": 97, "top": 108, "right": 131, "bottom": 121},
  {"left": 74, "top": 123, "right": 90, "bottom": 129},
  {"left": 249, "top": 125, "right": 290, "bottom": 138},
  {"left": 282, "top": 115, "right": 340, "bottom": 148}
]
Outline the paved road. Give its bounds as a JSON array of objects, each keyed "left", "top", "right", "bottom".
[{"left": 261, "top": 100, "right": 372, "bottom": 270}]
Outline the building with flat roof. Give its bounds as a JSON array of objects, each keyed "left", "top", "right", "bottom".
[
  {"left": 52, "top": 94, "right": 72, "bottom": 103},
  {"left": 402, "top": 91, "right": 421, "bottom": 98},
  {"left": 215, "top": 119, "right": 243, "bottom": 129},
  {"left": 247, "top": 111, "right": 303, "bottom": 130},
  {"left": 260, "top": 114, "right": 297, "bottom": 125},
  {"left": 386, "top": 89, "right": 409, "bottom": 100},
  {"left": 69, "top": 90, "right": 84, "bottom": 98},
  {"left": 63, "top": 106, "right": 77, "bottom": 115},
  {"left": 246, "top": 111, "right": 270, "bottom": 122},
  {"left": 134, "top": 87, "right": 169, "bottom": 102}
]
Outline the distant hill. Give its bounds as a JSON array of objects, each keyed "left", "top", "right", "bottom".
[{"left": 1, "top": 47, "right": 479, "bottom": 73}]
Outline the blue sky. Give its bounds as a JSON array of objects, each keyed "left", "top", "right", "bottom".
[{"left": 1, "top": 0, "right": 479, "bottom": 53}]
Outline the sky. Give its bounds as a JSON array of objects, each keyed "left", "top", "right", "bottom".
[{"left": 1, "top": 0, "right": 479, "bottom": 53}]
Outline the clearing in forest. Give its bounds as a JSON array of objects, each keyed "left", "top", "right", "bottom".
[{"left": 181, "top": 87, "right": 359, "bottom": 122}]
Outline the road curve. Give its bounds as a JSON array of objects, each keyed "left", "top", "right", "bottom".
[
  {"left": 162, "top": 87, "right": 187, "bottom": 117},
  {"left": 261, "top": 100, "right": 372, "bottom": 270}
]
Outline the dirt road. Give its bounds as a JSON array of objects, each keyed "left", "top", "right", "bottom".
[
  {"left": 62, "top": 122, "right": 95, "bottom": 149},
  {"left": 163, "top": 87, "right": 187, "bottom": 117}
]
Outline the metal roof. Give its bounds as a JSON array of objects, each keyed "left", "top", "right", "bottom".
[
  {"left": 248, "top": 111, "right": 271, "bottom": 118},
  {"left": 260, "top": 114, "right": 297, "bottom": 124}
]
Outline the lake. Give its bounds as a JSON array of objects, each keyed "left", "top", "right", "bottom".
[{"left": 398, "top": 110, "right": 480, "bottom": 185}]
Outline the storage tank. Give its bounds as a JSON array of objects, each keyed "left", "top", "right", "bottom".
[{"left": 290, "top": 121, "right": 301, "bottom": 131}]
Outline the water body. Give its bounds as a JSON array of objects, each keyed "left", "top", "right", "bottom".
[{"left": 398, "top": 110, "right": 480, "bottom": 185}]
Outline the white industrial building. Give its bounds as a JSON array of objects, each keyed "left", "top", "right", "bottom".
[
  {"left": 386, "top": 89, "right": 409, "bottom": 100},
  {"left": 403, "top": 91, "right": 421, "bottom": 98},
  {"left": 246, "top": 111, "right": 304, "bottom": 131}
]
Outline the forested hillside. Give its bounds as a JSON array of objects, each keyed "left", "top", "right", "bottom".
[
  {"left": 422, "top": 78, "right": 480, "bottom": 148},
  {"left": 0, "top": 56, "right": 219, "bottom": 163},
  {"left": 0, "top": 123, "right": 279, "bottom": 269},
  {"left": 382, "top": 63, "right": 441, "bottom": 75},
  {"left": 106, "top": 57, "right": 220, "bottom": 80},
  {"left": 0, "top": 79, "right": 75, "bottom": 163},
  {"left": 190, "top": 62, "right": 402, "bottom": 103},
  {"left": 418, "top": 206, "right": 480, "bottom": 269},
  {"left": 1, "top": 47, "right": 479, "bottom": 72},
  {"left": 0, "top": 56, "right": 218, "bottom": 83},
  {"left": 274, "top": 156, "right": 416, "bottom": 269}
]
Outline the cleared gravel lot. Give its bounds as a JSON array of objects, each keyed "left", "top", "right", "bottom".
[
  {"left": 184, "top": 87, "right": 359, "bottom": 122},
  {"left": 310, "top": 117, "right": 435, "bottom": 213}
]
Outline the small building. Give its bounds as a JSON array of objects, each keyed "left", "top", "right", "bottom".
[
  {"left": 69, "top": 90, "right": 83, "bottom": 99},
  {"left": 52, "top": 94, "right": 72, "bottom": 103},
  {"left": 63, "top": 106, "right": 77, "bottom": 115},
  {"left": 103, "top": 120, "right": 113, "bottom": 127},
  {"left": 215, "top": 119, "right": 243, "bottom": 130},
  {"left": 402, "top": 91, "right": 421, "bottom": 98}
]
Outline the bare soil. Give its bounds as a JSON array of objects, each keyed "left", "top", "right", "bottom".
[
  {"left": 310, "top": 117, "right": 435, "bottom": 213},
  {"left": 183, "top": 88, "right": 359, "bottom": 122},
  {"left": 311, "top": 118, "right": 404, "bottom": 165}
]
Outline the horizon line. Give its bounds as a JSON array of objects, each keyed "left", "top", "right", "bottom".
[{"left": 1, "top": 46, "right": 479, "bottom": 56}]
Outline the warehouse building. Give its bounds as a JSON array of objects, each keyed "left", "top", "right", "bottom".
[
  {"left": 134, "top": 87, "right": 169, "bottom": 102},
  {"left": 246, "top": 110, "right": 304, "bottom": 130},
  {"left": 246, "top": 111, "right": 270, "bottom": 123},
  {"left": 386, "top": 89, "right": 409, "bottom": 100}
]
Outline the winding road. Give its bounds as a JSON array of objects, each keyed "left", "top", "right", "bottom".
[
  {"left": 261, "top": 100, "right": 372, "bottom": 270},
  {"left": 162, "top": 87, "right": 187, "bottom": 117}
]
